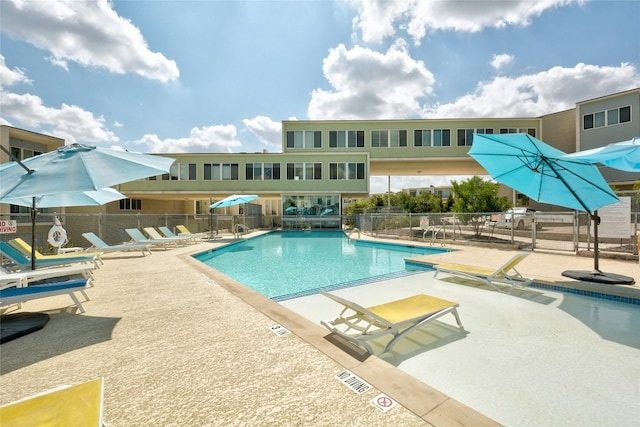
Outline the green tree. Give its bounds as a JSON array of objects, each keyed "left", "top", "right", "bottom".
[{"left": 451, "top": 176, "right": 510, "bottom": 236}]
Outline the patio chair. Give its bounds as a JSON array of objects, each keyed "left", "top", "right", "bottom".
[
  {"left": 1, "top": 264, "right": 95, "bottom": 290},
  {"left": 82, "top": 232, "right": 152, "bottom": 256},
  {"left": 0, "top": 242, "right": 98, "bottom": 271},
  {"left": 9, "top": 238, "right": 103, "bottom": 266},
  {"left": 176, "top": 224, "right": 218, "bottom": 240},
  {"left": 0, "top": 377, "right": 104, "bottom": 426},
  {"left": 143, "top": 227, "right": 192, "bottom": 245},
  {"left": 433, "top": 252, "right": 533, "bottom": 294},
  {"left": 124, "top": 228, "right": 178, "bottom": 249},
  {"left": 0, "top": 278, "right": 91, "bottom": 313},
  {"left": 158, "top": 226, "right": 198, "bottom": 244},
  {"left": 320, "top": 291, "right": 464, "bottom": 355}
]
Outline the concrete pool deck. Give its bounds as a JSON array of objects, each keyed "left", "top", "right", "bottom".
[{"left": 1, "top": 232, "right": 638, "bottom": 426}]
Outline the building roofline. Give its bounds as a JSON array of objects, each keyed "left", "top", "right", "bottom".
[{"left": 575, "top": 87, "right": 640, "bottom": 105}]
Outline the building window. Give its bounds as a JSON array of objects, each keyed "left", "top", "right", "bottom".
[
  {"left": 457, "top": 128, "right": 494, "bottom": 146},
  {"left": 433, "top": 129, "right": 451, "bottom": 146},
  {"left": 414, "top": 130, "right": 430, "bottom": 147},
  {"left": 9, "top": 147, "right": 42, "bottom": 160},
  {"left": 162, "top": 163, "right": 196, "bottom": 180},
  {"left": 282, "top": 195, "right": 339, "bottom": 216},
  {"left": 583, "top": 105, "right": 631, "bottom": 130},
  {"left": 286, "top": 162, "right": 322, "bottom": 180},
  {"left": 286, "top": 130, "right": 321, "bottom": 148},
  {"left": 329, "top": 130, "right": 364, "bottom": 148},
  {"left": 203, "top": 163, "right": 238, "bottom": 180},
  {"left": 120, "top": 199, "right": 142, "bottom": 210},
  {"left": 371, "top": 130, "right": 407, "bottom": 147},
  {"left": 329, "top": 162, "right": 365, "bottom": 180},
  {"left": 246, "top": 162, "right": 281, "bottom": 180},
  {"left": 499, "top": 128, "right": 536, "bottom": 136},
  {"left": 414, "top": 129, "right": 450, "bottom": 146}
]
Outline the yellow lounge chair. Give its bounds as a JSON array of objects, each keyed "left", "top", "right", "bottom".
[
  {"left": 320, "top": 291, "right": 463, "bottom": 355},
  {"left": 433, "top": 252, "right": 533, "bottom": 294},
  {"left": 176, "top": 224, "right": 217, "bottom": 239},
  {"left": 9, "top": 238, "right": 103, "bottom": 267},
  {"left": 0, "top": 378, "right": 104, "bottom": 426}
]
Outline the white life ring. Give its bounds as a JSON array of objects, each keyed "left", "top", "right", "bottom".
[{"left": 48, "top": 223, "right": 68, "bottom": 247}]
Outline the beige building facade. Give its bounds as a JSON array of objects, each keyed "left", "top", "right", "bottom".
[{"left": 1, "top": 88, "right": 638, "bottom": 223}]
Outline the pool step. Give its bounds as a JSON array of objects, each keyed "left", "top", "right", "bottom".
[{"left": 273, "top": 269, "right": 428, "bottom": 302}]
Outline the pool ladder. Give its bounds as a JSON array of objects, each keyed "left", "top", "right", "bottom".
[
  {"left": 347, "top": 228, "right": 361, "bottom": 239},
  {"left": 423, "top": 224, "right": 446, "bottom": 247}
]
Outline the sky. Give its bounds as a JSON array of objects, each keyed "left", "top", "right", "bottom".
[{"left": 1, "top": 0, "right": 639, "bottom": 194}]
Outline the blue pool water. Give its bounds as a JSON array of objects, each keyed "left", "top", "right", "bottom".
[{"left": 194, "top": 231, "right": 447, "bottom": 300}]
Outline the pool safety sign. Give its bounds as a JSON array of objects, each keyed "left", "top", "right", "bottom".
[
  {"left": 370, "top": 393, "right": 398, "bottom": 413},
  {"left": 335, "top": 370, "right": 371, "bottom": 394},
  {"left": 269, "top": 324, "right": 291, "bottom": 337},
  {"left": 0, "top": 220, "right": 17, "bottom": 234}
]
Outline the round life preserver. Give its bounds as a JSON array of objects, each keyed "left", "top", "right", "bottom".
[{"left": 47, "top": 217, "right": 68, "bottom": 248}]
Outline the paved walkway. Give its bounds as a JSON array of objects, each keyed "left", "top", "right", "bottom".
[{"left": 1, "top": 233, "right": 638, "bottom": 426}]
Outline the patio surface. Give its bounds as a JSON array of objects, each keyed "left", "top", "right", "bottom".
[{"left": 1, "top": 232, "right": 638, "bottom": 426}]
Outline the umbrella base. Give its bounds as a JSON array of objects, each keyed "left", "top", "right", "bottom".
[
  {"left": 1, "top": 312, "right": 50, "bottom": 344},
  {"left": 562, "top": 270, "right": 635, "bottom": 285}
]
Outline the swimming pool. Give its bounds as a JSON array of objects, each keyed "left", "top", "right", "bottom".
[{"left": 194, "top": 231, "right": 448, "bottom": 300}]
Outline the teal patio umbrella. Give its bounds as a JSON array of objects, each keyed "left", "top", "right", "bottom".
[
  {"left": 562, "top": 136, "right": 640, "bottom": 172},
  {"left": 1, "top": 187, "right": 126, "bottom": 208},
  {"left": 209, "top": 195, "right": 258, "bottom": 235},
  {"left": 469, "top": 133, "right": 632, "bottom": 284},
  {"left": 0, "top": 143, "right": 174, "bottom": 269},
  {"left": 209, "top": 194, "right": 258, "bottom": 209}
]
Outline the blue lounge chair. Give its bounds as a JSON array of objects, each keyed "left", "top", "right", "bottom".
[
  {"left": 82, "top": 232, "right": 152, "bottom": 256},
  {"left": 0, "top": 242, "right": 98, "bottom": 271},
  {"left": 0, "top": 278, "right": 91, "bottom": 313}
]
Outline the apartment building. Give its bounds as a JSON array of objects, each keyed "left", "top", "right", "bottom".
[{"left": 1, "top": 88, "right": 638, "bottom": 227}]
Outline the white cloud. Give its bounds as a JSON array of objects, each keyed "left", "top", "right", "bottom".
[
  {"left": 0, "top": 54, "right": 32, "bottom": 88},
  {"left": 308, "top": 42, "right": 435, "bottom": 119},
  {"left": 0, "top": 90, "right": 119, "bottom": 144},
  {"left": 0, "top": 0, "right": 179, "bottom": 82},
  {"left": 134, "top": 125, "right": 243, "bottom": 153},
  {"left": 491, "top": 54, "right": 514, "bottom": 70},
  {"left": 425, "top": 63, "right": 640, "bottom": 118},
  {"left": 351, "top": 0, "right": 578, "bottom": 44},
  {"left": 243, "top": 116, "right": 282, "bottom": 150}
]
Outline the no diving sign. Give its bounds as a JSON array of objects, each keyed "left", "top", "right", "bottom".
[
  {"left": 0, "top": 220, "right": 17, "bottom": 234},
  {"left": 370, "top": 393, "right": 398, "bottom": 413}
]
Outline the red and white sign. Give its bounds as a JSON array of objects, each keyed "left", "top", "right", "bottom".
[
  {"left": 370, "top": 393, "right": 398, "bottom": 413},
  {"left": 0, "top": 220, "right": 17, "bottom": 234}
]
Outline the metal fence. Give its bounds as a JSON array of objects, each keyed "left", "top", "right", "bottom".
[
  {"left": 0, "top": 212, "right": 262, "bottom": 252},
  {"left": 1, "top": 210, "right": 638, "bottom": 260},
  {"left": 349, "top": 211, "right": 639, "bottom": 258}
]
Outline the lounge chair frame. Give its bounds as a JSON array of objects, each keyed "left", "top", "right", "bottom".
[
  {"left": 125, "top": 228, "right": 178, "bottom": 249},
  {"left": 0, "top": 278, "right": 91, "bottom": 313},
  {"left": 0, "top": 242, "right": 98, "bottom": 271},
  {"left": 433, "top": 252, "right": 533, "bottom": 294},
  {"left": 9, "top": 238, "right": 104, "bottom": 266},
  {"left": 82, "top": 232, "right": 152, "bottom": 256},
  {"left": 1, "top": 264, "right": 94, "bottom": 290},
  {"left": 144, "top": 227, "right": 192, "bottom": 245},
  {"left": 320, "top": 291, "right": 463, "bottom": 355}
]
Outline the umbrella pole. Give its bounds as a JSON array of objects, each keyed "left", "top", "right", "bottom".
[
  {"left": 31, "top": 196, "right": 37, "bottom": 270},
  {"left": 592, "top": 211, "right": 600, "bottom": 272}
]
